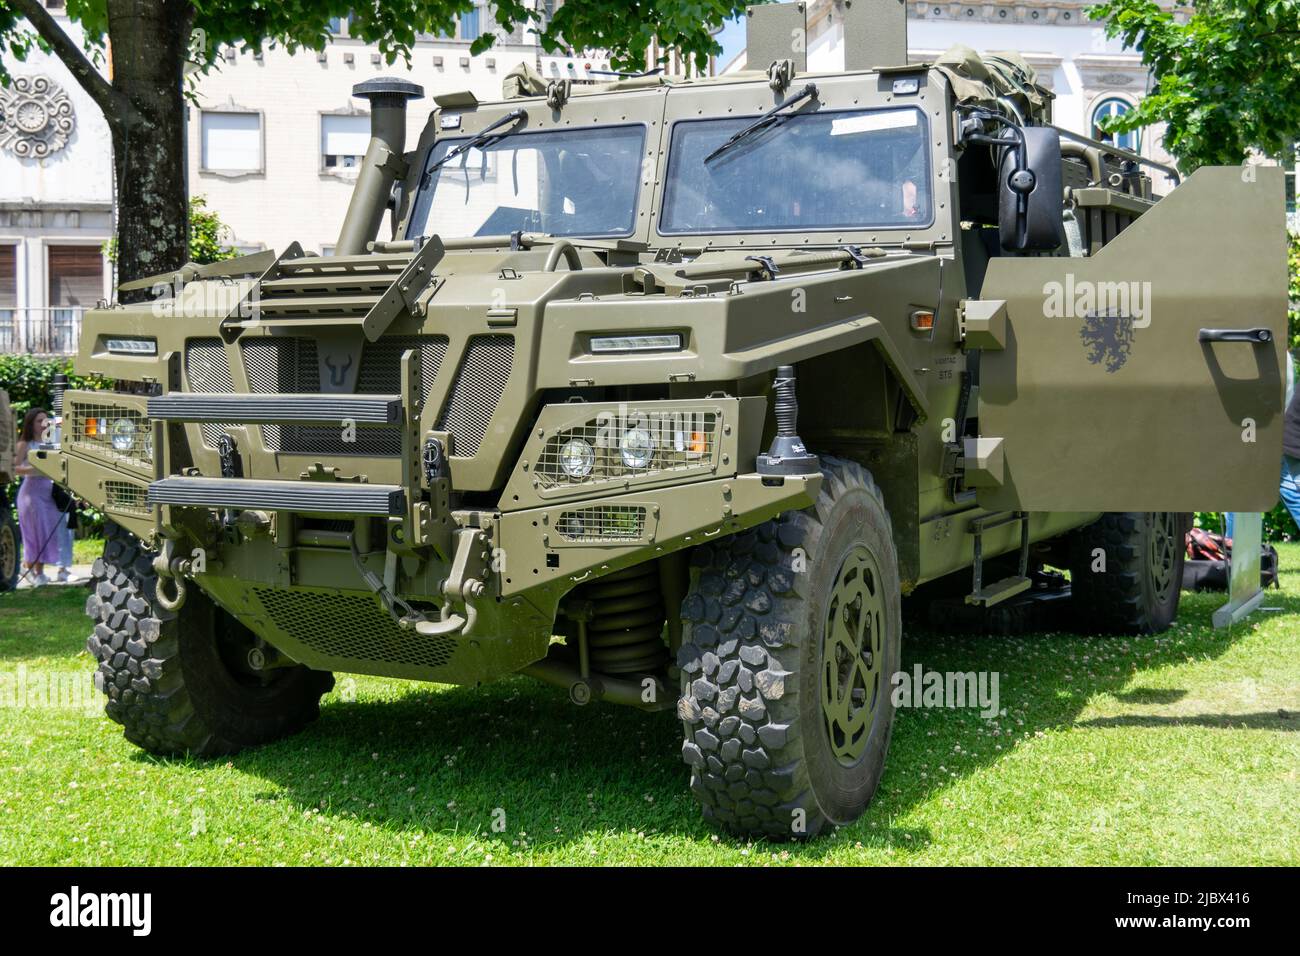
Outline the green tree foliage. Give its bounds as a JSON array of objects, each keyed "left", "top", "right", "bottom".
[
  {"left": 186, "top": 196, "right": 239, "bottom": 265},
  {"left": 1290, "top": 230, "right": 1300, "bottom": 351},
  {"left": 0, "top": 355, "right": 106, "bottom": 421},
  {"left": 1088, "top": 0, "right": 1300, "bottom": 171},
  {"left": 103, "top": 196, "right": 238, "bottom": 266}
]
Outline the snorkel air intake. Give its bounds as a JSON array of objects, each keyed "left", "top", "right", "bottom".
[{"left": 335, "top": 77, "right": 425, "bottom": 256}]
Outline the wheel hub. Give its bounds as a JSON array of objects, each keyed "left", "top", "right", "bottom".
[
  {"left": 0, "top": 523, "right": 15, "bottom": 583},
  {"left": 821, "top": 545, "right": 886, "bottom": 766},
  {"left": 1148, "top": 512, "right": 1178, "bottom": 596}
]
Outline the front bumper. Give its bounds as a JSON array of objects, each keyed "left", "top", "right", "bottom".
[{"left": 41, "top": 390, "right": 820, "bottom": 685}]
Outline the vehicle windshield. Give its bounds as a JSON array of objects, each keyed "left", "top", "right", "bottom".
[
  {"left": 659, "top": 107, "right": 931, "bottom": 234},
  {"left": 406, "top": 124, "right": 645, "bottom": 240}
]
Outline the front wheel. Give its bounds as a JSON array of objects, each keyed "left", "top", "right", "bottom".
[
  {"left": 677, "top": 458, "right": 901, "bottom": 839},
  {"left": 85, "top": 522, "right": 334, "bottom": 755},
  {"left": 0, "top": 501, "right": 18, "bottom": 592},
  {"left": 1068, "top": 512, "right": 1190, "bottom": 634}
]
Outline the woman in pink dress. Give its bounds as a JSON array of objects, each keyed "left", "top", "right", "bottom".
[{"left": 14, "top": 408, "right": 60, "bottom": 587}]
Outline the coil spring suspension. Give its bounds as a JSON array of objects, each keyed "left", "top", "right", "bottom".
[{"left": 570, "top": 564, "right": 668, "bottom": 675}]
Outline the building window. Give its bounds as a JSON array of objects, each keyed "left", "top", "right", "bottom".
[
  {"left": 48, "top": 246, "right": 102, "bottom": 306},
  {"left": 48, "top": 245, "right": 102, "bottom": 354},
  {"left": 200, "top": 110, "right": 263, "bottom": 174},
  {"left": 0, "top": 245, "right": 16, "bottom": 353},
  {"left": 459, "top": 7, "right": 481, "bottom": 41},
  {"left": 1091, "top": 97, "right": 1140, "bottom": 152},
  {"left": 321, "top": 113, "right": 370, "bottom": 171}
]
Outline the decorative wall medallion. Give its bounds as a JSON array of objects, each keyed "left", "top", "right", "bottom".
[{"left": 0, "top": 75, "right": 76, "bottom": 158}]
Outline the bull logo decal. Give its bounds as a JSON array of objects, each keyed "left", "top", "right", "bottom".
[
  {"left": 1079, "top": 312, "right": 1135, "bottom": 374},
  {"left": 324, "top": 353, "right": 353, "bottom": 388}
]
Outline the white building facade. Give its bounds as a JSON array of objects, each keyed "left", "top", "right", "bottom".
[
  {"left": 0, "top": 15, "right": 115, "bottom": 356},
  {"left": 1, "top": 2, "right": 612, "bottom": 353},
  {"left": 2, "top": 0, "right": 1293, "bottom": 355}
]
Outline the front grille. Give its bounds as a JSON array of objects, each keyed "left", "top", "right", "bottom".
[
  {"left": 241, "top": 336, "right": 448, "bottom": 457},
  {"left": 188, "top": 333, "right": 498, "bottom": 461},
  {"left": 243, "top": 337, "right": 319, "bottom": 394},
  {"left": 103, "top": 479, "right": 149, "bottom": 515},
  {"left": 67, "top": 401, "right": 153, "bottom": 468},
  {"left": 251, "top": 588, "right": 456, "bottom": 670},
  {"left": 535, "top": 408, "right": 719, "bottom": 490},
  {"left": 437, "top": 335, "right": 514, "bottom": 456},
  {"left": 184, "top": 338, "right": 235, "bottom": 448},
  {"left": 356, "top": 335, "right": 449, "bottom": 394},
  {"left": 556, "top": 505, "right": 647, "bottom": 542}
]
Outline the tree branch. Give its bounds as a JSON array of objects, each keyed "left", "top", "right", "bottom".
[{"left": 7, "top": 0, "right": 139, "bottom": 126}]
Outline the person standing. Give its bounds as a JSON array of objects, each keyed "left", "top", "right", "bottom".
[{"left": 13, "top": 408, "right": 61, "bottom": 587}]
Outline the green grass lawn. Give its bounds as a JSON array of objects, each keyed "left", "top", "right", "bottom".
[
  {"left": 71, "top": 535, "right": 104, "bottom": 566},
  {"left": 1, "top": 545, "right": 1297, "bottom": 866}
]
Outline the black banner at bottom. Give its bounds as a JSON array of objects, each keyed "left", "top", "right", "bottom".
[{"left": 0, "top": 866, "right": 1289, "bottom": 941}]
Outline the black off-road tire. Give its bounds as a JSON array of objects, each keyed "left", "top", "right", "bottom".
[
  {"left": 1068, "top": 512, "right": 1190, "bottom": 634},
  {"left": 0, "top": 501, "right": 18, "bottom": 592},
  {"left": 677, "top": 457, "right": 901, "bottom": 839},
  {"left": 85, "top": 521, "right": 334, "bottom": 755}
]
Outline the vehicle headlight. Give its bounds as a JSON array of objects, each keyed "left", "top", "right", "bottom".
[
  {"left": 109, "top": 418, "right": 136, "bottom": 452},
  {"left": 620, "top": 427, "right": 656, "bottom": 470},
  {"left": 559, "top": 438, "right": 595, "bottom": 479},
  {"left": 557, "top": 513, "right": 586, "bottom": 539}
]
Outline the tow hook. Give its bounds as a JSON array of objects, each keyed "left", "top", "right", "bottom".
[
  {"left": 151, "top": 540, "right": 190, "bottom": 612},
  {"left": 403, "top": 578, "right": 482, "bottom": 637}
]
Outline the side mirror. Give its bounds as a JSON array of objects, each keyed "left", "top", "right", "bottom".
[{"left": 998, "top": 126, "right": 1065, "bottom": 252}]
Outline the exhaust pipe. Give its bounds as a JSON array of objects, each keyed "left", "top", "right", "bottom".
[{"left": 335, "top": 77, "right": 424, "bottom": 256}]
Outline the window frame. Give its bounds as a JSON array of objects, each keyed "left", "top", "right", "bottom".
[
  {"left": 657, "top": 105, "right": 935, "bottom": 237},
  {"left": 199, "top": 108, "right": 266, "bottom": 177},
  {"left": 1090, "top": 96, "right": 1141, "bottom": 153},
  {"left": 405, "top": 121, "right": 650, "bottom": 242},
  {"left": 0, "top": 241, "right": 19, "bottom": 312},
  {"left": 319, "top": 110, "right": 371, "bottom": 176}
]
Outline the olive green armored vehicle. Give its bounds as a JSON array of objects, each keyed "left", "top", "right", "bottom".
[{"left": 32, "top": 2, "right": 1286, "bottom": 837}]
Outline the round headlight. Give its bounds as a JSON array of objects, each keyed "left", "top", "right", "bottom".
[
  {"left": 109, "top": 418, "right": 135, "bottom": 452},
  {"left": 557, "top": 514, "right": 585, "bottom": 539},
  {"left": 559, "top": 438, "right": 595, "bottom": 479},
  {"left": 620, "top": 427, "right": 656, "bottom": 470}
]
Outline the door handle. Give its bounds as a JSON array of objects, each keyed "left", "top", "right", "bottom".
[{"left": 1198, "top": 327, "right": 1272, "bottom": 344}]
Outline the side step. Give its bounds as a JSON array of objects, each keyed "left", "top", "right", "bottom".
[
  {"left": 148, "top": 477, "right": 406, "bottom": 516},
  {"left": 968, "top": 575, "right": 1031, "bottom": 607},
  {"left": 148, "top": 393, "right": 403, "bottom": 425},
  {"left": 966, "top": 510, "right": 1032, "bottom": 608}
]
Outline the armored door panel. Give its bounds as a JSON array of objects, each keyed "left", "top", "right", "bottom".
[{"left": 976, "top": 166, "right": 1286, "bottom": 512}]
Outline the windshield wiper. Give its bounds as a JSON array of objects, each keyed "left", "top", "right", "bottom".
[
  {"left": 704, "top": 83, "right": 819, "bottom": 164},
  {"left": 423, "top": 108, "right": 527, "bottom": 183}
]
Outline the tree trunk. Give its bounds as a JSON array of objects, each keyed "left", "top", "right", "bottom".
[{"left": 106, "top": 0, "right": 193, "bottom": 299}]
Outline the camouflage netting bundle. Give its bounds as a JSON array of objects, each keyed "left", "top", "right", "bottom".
[{"left": 933, "top": 44, "right": 1054, "bottom": 125}]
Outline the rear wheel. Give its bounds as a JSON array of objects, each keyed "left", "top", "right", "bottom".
[
  {"left": 0, "top": 501, "right": 18, "bottom": 591},
  {"left": 677, "top": 458, "right": 901, "bottom": 839},
  {"left": 1068, "top": 512, "right": 1189, "bottom": 634},
  {"left": 85, "top": 522, "right": 334, "bottom": 755}
]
